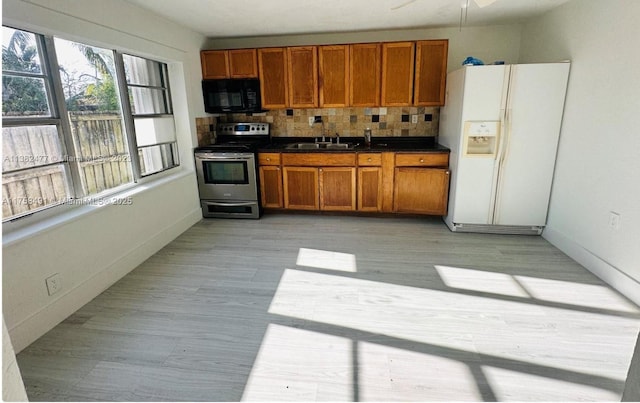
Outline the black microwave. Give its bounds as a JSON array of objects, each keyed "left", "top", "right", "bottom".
[{"left": 202, "top": 78, "right": 263, "bottom": 113}]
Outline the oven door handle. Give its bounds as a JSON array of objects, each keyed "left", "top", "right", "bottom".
[
  {"left": 195, "top": 154, "right": 253, "bottom": 161},
  {"left": 204, "top": 201, "right": 257, "bottom": 207}
]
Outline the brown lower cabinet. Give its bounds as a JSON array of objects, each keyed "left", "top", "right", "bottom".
[
  {"left": 259, "top": 151, "right": 449, "bottom": 215},
  {"left": 358, "top": 167, "right": 383, "bottom": 211},
  {"left": 258, "top": 153, "right": 283, "bottom": 208},
  {"left": 319, "top": 167, "right": 356, "bottom": 211},
  {"left": 283, "top": 167, "right": 319, "bottom": 210},
  {"left": 282, "top": 166, "right": 356, "bottom": 211},
  {"left": 259, "top": 166, "right": 283, "bottom": 208},
  {"left": 394, "top": 167, "right": 450, "bottom": 214}
]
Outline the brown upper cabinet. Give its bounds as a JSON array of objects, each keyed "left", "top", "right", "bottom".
[
  {"left": 319, "top": 45, "right": 349, "bottom": 108},
  {"left": 414, "top": 40, "right": 448, "bottom": 106},
  {"left": 350, "top": 43, "right": 381, "bottom": 107},
  {"left": 258, "top": 48, "right": 289, "bottom": 109},
  {"left": 287, "top": 46, "right": 318, "bottom": 108},
  {"left": 203, "top": 39, "right": 448, "bottom": 109},
  {"left": 228, "top": 49, "right": 258, "bottom": 78},
  {"left": 381, "top": 42, "right": 415, "bottom": 106},
  {"left": 201, "top": 50, "right": 229, "bottom": 79},
  {"left": 201, "top": 49, "right": 258, "bottom": 79}
]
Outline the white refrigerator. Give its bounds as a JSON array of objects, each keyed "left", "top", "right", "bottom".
[{"left": 439, "top": 63, "right": 570, "bottom": 234}]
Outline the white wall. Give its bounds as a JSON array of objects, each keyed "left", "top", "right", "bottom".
[
  {"left": 519, "top": 0, "right": 640, "bottom": 304},
  {"left": 206, "top": 24, "right": 523, "bottom": 74},
  {"left": 2, "top": 317, "right": 28, "bottom": 401},
  {"left": 2, "top": 0, "right": 206, "bottom": 352}
]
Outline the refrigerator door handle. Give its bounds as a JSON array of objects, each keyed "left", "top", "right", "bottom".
[
  {"left": 493, "top": 107, "right": 514, "bottom": 223},
  {"left": 489, "top": 109, "right": 509, "bottom": 223}
]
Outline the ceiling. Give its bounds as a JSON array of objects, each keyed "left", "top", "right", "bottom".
[{"left": 124, "top": 0, "right": 570, "bottom": 38}]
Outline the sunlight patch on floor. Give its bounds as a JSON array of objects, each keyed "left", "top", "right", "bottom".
[
  {"left": 482, "top": 365, "right": 620, "bottom": 401},
  {"left": 435, "top": 265, "right": 639, "bottom": 314},
  {"left": 358, "top": 341, "right": 482, "bottom": 401},
  {"left": 269, "top": 268, "right": 533, "bottom": 351},
  {"left": 435, "top": 265, "right": 530, "bottom": 298},
  {"left": 240, "top": 322, "right": 485, "bottom": 401},
  {"left": 241, "top": 323, "right": 353, "bottom": 401},
  {"left": 514, "top": 275, "right": 640, "bottom": 313},
  {"left": 296, "top": 248, "right": 357, "bottom": 272},
  {"left": 268, "top": 268, "right": 639, "bottom": 382}
]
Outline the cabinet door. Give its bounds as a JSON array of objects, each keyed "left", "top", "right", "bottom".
[
  {"left": 414, "top": 40, "right": 448, "bottom": 106},
  {"left": 350, "top": 43, "right": 381, "bottom": 107},
  {"left": 319, "top": 45, "right": 349, "bottom": 107},
  {"left": 201, "top": 50, "right": 229, "bottom": 79},
  {"left": 259, "top": 166, "right": 283, "bottom": 208},
  {"left": 287, "top": 46, "right": 318, "bottom": 108},
  {"left": 381, "top": 42, "right": 415, "bottom": 106},
  {"left": 229, "top": 49, "right": 258, "bottom": 78},
  {"left": 258, "top": 48, "right": 289, "bottom": 109},
  {"left": 358, "top": 167, "right": 382, "bottom": 212},
  {"left": 283, "top": 167, "right": 318, "bottom": 210},
  {"left": 394, "top": 168, "right": 450, "bottom": 214},
  {"left": 319, "top": 167, "right": 356, "bottom": 211}
]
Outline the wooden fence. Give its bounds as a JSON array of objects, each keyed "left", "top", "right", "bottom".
[{"left": 2, "top": 112, "right": 132, "bottom": 219}]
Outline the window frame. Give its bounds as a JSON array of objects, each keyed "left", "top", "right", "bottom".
[
  {"left": 120, "top": 52, "right": 179, "bottom": 177},
  {"left": 2, "top": 26, "right": 180, "bottom": 223}
]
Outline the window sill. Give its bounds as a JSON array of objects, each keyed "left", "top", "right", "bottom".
[{"left": 2, "top": 168, "right": 195, "bottom": 248}]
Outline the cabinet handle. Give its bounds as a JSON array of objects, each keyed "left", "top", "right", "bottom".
[
  {"left": 276, "top": 167, "right": 280, "bottom": 171},
  {"left": 367, "top": 158, "right": 372, "bottom": 162},
  {"left": 266, "top": 158, "right": 271, "bottom": 161},
  {"left": 419, "top": 159, "right": 425, "bottom": 163},
  {"left": 319, "top": 168, "right": 323, "bottom": 172}
]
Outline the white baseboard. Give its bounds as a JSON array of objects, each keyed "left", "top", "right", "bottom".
[
  {"left": 543, "top": 226, "right": 640, "bottom": 306},
  {"left": 9, "top": 208, "right": 202, "bottom": 353}
]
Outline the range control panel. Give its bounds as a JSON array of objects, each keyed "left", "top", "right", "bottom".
[{"left": 217, "top": 123, "right": 270, "bottom": 136}]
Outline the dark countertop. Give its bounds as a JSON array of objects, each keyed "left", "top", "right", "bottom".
[{"left": 259, "top": 136, "right": 450, "bottom": 153}]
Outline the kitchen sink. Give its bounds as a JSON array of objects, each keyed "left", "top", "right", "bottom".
[
  {"left": 286, "top": 143, "right": 321, "bottom": 149},
  {"left": 285, "top": 142, "right": 358, "bottom": 150}
]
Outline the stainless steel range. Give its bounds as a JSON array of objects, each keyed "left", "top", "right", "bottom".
[{"left": 194, "top": 123, "right": 270, "bottom": 218}]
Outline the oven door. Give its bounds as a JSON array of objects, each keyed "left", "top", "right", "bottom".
[{"left": 195, "top": 152, "right": 258, "bottom": 201}]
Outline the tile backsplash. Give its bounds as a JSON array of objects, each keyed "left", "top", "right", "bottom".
[{"left": 196, "top": 106, "right": 439, "bottom": 146}]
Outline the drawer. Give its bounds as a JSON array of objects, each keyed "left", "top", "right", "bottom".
[
  {"left": 282, "top": 153, "right": 356, "bottom": 167},
  {"left": 258, "top": 153, "right": 281, "bottom": 165},
  {"left": 357, "top": 153, "right": 382, "bottom": 166},
  {"left": 395, "top": 152, "right": 449, "bottom": 167}
]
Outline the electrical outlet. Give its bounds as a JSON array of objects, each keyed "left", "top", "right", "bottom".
[
  {"left": 608, "top": 211, "right": 621, "bottom": 230},
  {"left": 308, "top": 117, "right": 315, "bottom": 126},
  {"left": 45, "top": 273, "right": 62, "bottom": 296},
  {"left": 411, "top": 114, "right": 418, "bottom": 124}
]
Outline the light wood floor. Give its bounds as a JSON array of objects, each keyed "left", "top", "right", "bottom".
[{"left": 16, "top": 214, "right": 640, "bottom": 401}]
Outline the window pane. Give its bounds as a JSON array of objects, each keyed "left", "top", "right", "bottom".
[
  {"left": 2, "top": 126, "right": 64, "bottom": 172},
  {"left": 123, "top": 54, "right": 164, "bottom": 87},
  {"left": 129, "top": 87, "right": 168, "bottom": 115},
  {"left": 2, "top": 164, "right": 69, "bottom": 220},
  {"left": 55, "top": 38, "right": 119, "bottom": 113},
  {"left": 2, "top": 76, "right": 51, "bottom": 117},
  {"left": 55, "top": 38, "right": 133, "bottom": 195},
  {"left": 69, "top": 112, "right": 133, "bottom": 195},
  {"left": 138, "top": 143, "right": 178, "bottom": 176},
  {"left": 2, "top": 27, "right": 43, "bottom": 74},
  {"left": 133, "top": 116, "right": 176, "bottom": 147}
]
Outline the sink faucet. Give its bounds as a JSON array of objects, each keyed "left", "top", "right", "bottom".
[
  {"left": 335, "top": 133, "right": 340, "bottom": 144},
  {"left": 313, "top": 118, "right": 325, "bottom": 139}
]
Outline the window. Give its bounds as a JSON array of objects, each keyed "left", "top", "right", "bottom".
[
  {"left": 2, "top": 27, "right": 70, "bottom": 219},
  {"left": 54, "top": 37, "right": 133, "bottom": 196},
  {"left": 123, "top": 54, "right": 178, "bottom": 176},
  {"left": 2, "top": 26, "right": 180, "bottom": 222}
]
